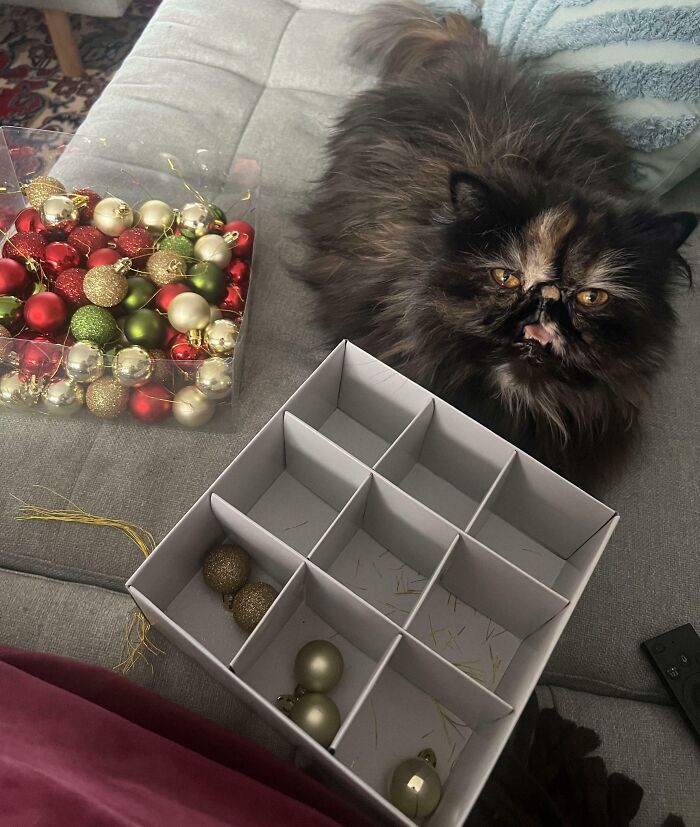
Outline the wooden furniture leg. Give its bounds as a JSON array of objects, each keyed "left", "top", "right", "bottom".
[{"left": 43, "top": 10, "right": 83, "bottom": 77}]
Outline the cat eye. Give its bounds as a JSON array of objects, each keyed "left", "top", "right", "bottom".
[
  {"left": 575, "top": 289, "right": 609, "bottom": 307},
  {"left": 490, "top": 268, "right": 521, "bottom": 289}
]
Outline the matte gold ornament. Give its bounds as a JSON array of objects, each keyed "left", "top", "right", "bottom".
[
  {"left": 21, "top": 176, "right": 66, "bottom": 209},
  {"left": 41, "top": 377, "right": 84, "bottom": 416},
  {"left": 172, "top": 384, "right": 216, "bottom": 427},
  {"left": 137, "top": 199, "right": 175, "bottom": 234},
  {"left": 193, "top": 233, "right": 235, "bottom": 269},
  {"left": 177, "top": 202, "right": 212, "bottom": 239},
  {"left": 167, "top": 292, "right": 211, "bottom": 335},
  {"left": 85, "top": 376, "right": 129, "bottom": 418},
  {"left": 294, "top": 640, "right": 344, "bottom": 693},
  {"left": 65, "top": 340, "right": 104, "bottom": 383},
  {"left": 0, "top": 370, "right": 30, "bottom": 408},
  {"left": 83, "top": 264, "right": 129, "bottom": 307},
  {"left": 93, "top": 197, "right": 134, "bottom": 236},
  {"left": 40, "top": 194, "right": 80, "bottom": 229},
  {"left": 289, "top": 693, "right": 341, "bottom": 748},
  {"left": 112, "top": 345, "right": 154, "bottom": 387},
  {"left": 146, "top": 250, "right": 187, "bottom": 286},
  {"left": 231, "top": 581, "right": 278, "bottom": 632},
  {"left": 202, "top": 543, "right": 251, "bottom": 594},
  {"left": 204, "top": 318, "right": 239, "bottom": 355},
  {"left": 195, "top": 356, "right": 232, "bottom": 400},
  {"left": 389, "top": 749, "right": 442, "bottom": 818}
]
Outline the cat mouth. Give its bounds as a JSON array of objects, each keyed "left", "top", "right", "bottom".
[{"left": 514, "top": 322, "right": 556, "bottom": 359}]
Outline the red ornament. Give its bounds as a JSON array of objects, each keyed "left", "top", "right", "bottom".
[
  {"left": 129, "top": 382, "right": 171, "bottom": 423},
  {"left": 115, "top": 227, "right": 154, "bottom": 263},
  {"left": 43, "top": 242, "right": 81, "bottom": 280},
  {"left": 23, "top": 292, "right": 68, "bottom": 333},
  {"left": 2, "top": 231, "right": 46, "bottom": 265},
  {"left": 18, "top": 335, "right": 62, "bottom": 380},
  {"left": 87, "top": 247, "right": 121, "bottom": 269},
  {"left": 221, "top": 220, "right": 254, "bottom": 259},
  {"left": 0, "top": 259, "right": 30, "bottom": 297},
  {"left": 227, "top": 259, "right": 250, "bottom": 288},
  {"left": 220, "top": 283, "right": 246, "bottom": 315},
  {"left": 15, "top": 208, "right": 45, "bottom": 234},
  {"left": 154, "top": 282, "right": 190, "bottom": 313},
  {"left": 169, "top": 333, "right": 206, "bottom": 378},
  {"left": 74, "top": 188, "right": 101, "bottom": 222},
  {"left": 67, "top": 226, "right": 109, "bottom": 257},
  {"left": 53, "top": 267, "right": 88, "bottom": 309}
]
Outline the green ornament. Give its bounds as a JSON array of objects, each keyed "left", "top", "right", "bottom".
[
  {"left": 0, "top": 296, "right": 23, "bottom": 327},
  {"left": 124, "top": 309, "right": 166, "bottom": 348},
  {"left": 389, "top": 749, "right": 442, "bottom": 818},
  {"left": 158, "top": 234, "right": 195, "bottom": 259},
  {"left": 70, "top": 305, "right": 118, "bottom": 346},
  {"left": 208, "top": 204, "right": 226, "bottom": 225},
  {"left": 187, "top": 261, "right": 226, "bottom": 304},
  {"left": 117, "top": 277, "right": 156, "bottom": 314}
]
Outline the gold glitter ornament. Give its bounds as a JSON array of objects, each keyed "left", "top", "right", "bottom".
[
  {"left": 83, "top": 264, "right": 129, "bottom": 308},
  {"left": 202, "top": 543, "right": 251, "bottom": 594},
  {"left": 150, "top": 348, "right": 172, "bottom": 386},
  {"left": 21, "top": 176, "right": 66, "bottom": 209},
  {"left": 231, "top": 582, "right": 278, "bottom": 632},
  {"left": 146, "top": 250, "right": 187, "bottom": 286},
  {"left": 85, "top": 376, "right": 129, "bottom": 418}
]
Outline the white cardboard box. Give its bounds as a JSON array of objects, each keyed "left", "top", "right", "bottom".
[{"left": 127, "top": 341, "right": 619, "bottom": 827}]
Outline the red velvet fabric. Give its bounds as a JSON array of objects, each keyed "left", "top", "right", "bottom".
[{"left": 0, "top": 647, "right": 374, "bottom": 827}]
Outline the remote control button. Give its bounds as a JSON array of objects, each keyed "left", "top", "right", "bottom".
[
  {"left": 666, "top": 666, "right": 680, "bottom": 680},
  {"left": 679, "top": 653, "right": 690, "bottom": 666},
  {"left": 652, "top": 643, "right": 666, "bottom": 654}
]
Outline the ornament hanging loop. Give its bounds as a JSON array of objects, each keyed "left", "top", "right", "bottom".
[{"left": 418, "top": 748, "right": 437, "bottom": 767}]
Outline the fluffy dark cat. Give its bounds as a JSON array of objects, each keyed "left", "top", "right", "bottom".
[{"left": 297, "top": 2, "right": 697, "bottom": 488}]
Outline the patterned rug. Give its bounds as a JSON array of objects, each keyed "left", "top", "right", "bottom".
[{"left": 0, "top": 1, "right": 159, "bottom": 132}]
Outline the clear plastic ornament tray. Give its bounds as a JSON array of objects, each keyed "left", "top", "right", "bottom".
[{"left": 127, "top": 341, "right": 619, "bottom": 827}]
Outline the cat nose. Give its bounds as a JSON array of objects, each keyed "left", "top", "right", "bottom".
[{"left": 539, "top": 284, "right": 561, "bottom": 301}]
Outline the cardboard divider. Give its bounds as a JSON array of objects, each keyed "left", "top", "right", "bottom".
[
  {"left": 406, "top": 535, "right": 568, "bottom": 694},
  {"left": 309, "top": 473, "right": 460, "bottom": 624},
  {"left": 286, "top": 341, "right": 433, "bottom": 466},
  {"left": 374, "top": 398, "right": 514, "bottom": 529},
  {"left": 468, "top": 452, "right": 616, "bottom": 588}
]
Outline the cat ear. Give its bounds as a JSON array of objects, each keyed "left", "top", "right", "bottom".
[
  {"left": 449, "top": 171, "right": 493, "bottom": 213},
  {"left": 640, "top": 211, "right": 697, "bottom": 250}
]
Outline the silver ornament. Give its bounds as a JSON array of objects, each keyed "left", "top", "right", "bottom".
[
  {"left": 177, "top": 202, "right": 213, "bottom": 239},
  {"left": 173, "top": 385, "right": 216, "bottom": 427},
  {"left": 41, "top": 378, "right": 84, "bottom": 416},
  {"left": 204, "top": 318, "right": 239, "bottom": 355},
  {"left": 0, "top": 371, "right": 30, "bottom": 409},
  {"left": 112, "top": 345, "right": 154, "bottom": 387},
  {"left": 195, "top": 356, "right": 232, "bottom": 400},
  {"left": 137, "top": 199, "right": 175, "bottom": 234},
  {"left": 40, "top": 194, "right": 79, "bottom": 228},
  {"left": 193, "top": 233, "right": 233, "bottom": 269},
  {"left": 167, "top": 292, "right": 211, "bottom": 334},
  {"left": 65, "top": 341, "right": 105, "bottom": 384},
  {"left": 93, "top": 197, "right": 134, "bottom": 237}
]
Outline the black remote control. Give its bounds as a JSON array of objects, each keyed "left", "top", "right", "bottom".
[{"left": 641, "top": 623, "right": 700, "bottom": 744}]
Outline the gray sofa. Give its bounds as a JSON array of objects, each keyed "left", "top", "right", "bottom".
[{"left": 1, "top": 1, "right": 698, "bottom": 823}]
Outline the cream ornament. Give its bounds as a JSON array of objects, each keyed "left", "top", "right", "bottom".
[
  {"left": 167, "top": 292, "right": 211, "bottom": 335},
  {"left": 65, "top": 341, "right": 104, "bottom": 384},
  {"left": 137, "top": 199, "right": 175, "bottom": 234},
  {"left": 112, "top": 345, "right": 154, "bottom": 387},
  {"left": 93, "top": 197, "right": 134, "bottom": 236},
  {"left": 172, "top": 385, "right": 216, "bottom": 427},
  {"left": 193, "top": 233, "right": 237, "bottom": 269},
  {"left": 195, "top": 356, "right": 232, "bottom": 400}
]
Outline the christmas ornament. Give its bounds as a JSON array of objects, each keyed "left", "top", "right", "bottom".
[
  {"left": 154, "top": 282, "right": 190, "bottom": 313},
  {"left": 187, "top": 261, "right": 226, "bottom": 304},
  {"left": 0, "top": 296, "right": 23, "bottom": 327},
  {"left": 85, "top": 376, "right": 129, "bottom": 418},
  {"left": 228, "top": 259, "right": 250, "bottom": 288},
  {"left": 204, "top": 318, "right": 239, "bottom": 356},
  {"left": 93, "top": 197, "right": 134, "bottom": 236},
  {"left": 169, "top": 333, "right": 206, "bottom": 378},
  {"left": 112, "top": 345, "right": 154, "bottom": 387},
  {"left": 73, "top": 187, "right": 101, "bottom": 222},
  {"left": 388, "top": 750, "right": 442, "bottom": 818},
  {"left": 289, "top": 693, "right": 341, "bottom": 748},
  {"left": 150, "top": 348, "right": 172, "bottom": 385},
  {"left": 137, "top": 199, "right": 175, "bottom": 234},
  {"left": 0, "top": 371, "right": 30, "bottom": 408},
  {"left": 167, "top": 292, "right": 210, "bottom": 336},
  {"left": 53, "top": 268, "right": 88, "bottom": 309},
  {"left": 221, "top": 220, "right": 254, "bottom": 259},
  {"left": 202, "top": 543, "right": 251, "bottom": 594},
  {"left": 0, "top": 259, "right": 30, "bottom": 297},
  {"left": 146, "top": 250, "right": 187, "bottom": 286},
  {"left": 123, "top": 309, "right": 166, "bottom": 349},
  {"left": 18, "top": 336, "right": 61, "bottom": 384},
  {"left": 21, "top": 176, "right": 65, "bottom": 209},
  {"left": 40, "top": 194, "right": 79, "bottom": 234},
  {"left": 87, "top": 247, "right": 121, "bottom": 269},
  {"left": 116, "top": 227, "right": 154, "bottom": 263},
  {"left": 70, "top": 305, "right": 118, "bottom": 346},
  {"left": 220, "top": 284, "right": 245, "bottom": 315},
  {"left": 195, "top": 356, "right": 232, "bottom": 400},
  {"left": 83, "top": 263, "right": 129, "bottom": 307},
  {"left": 230, "top": 581, "right": 278, "bottom": 632},
  {"left": 23, "top": 292, "right": 67, "bottom": 333},
  {"left": 118, "top": 276, "right": 156, "bottom": 313},
  {"left": 41, "top": 377, "right": 84, "bottom": 416},
  {"left": 209, "top": 204, "right": 226, "bottom": 226},
  {"left": 129, "top": 382, "right": 171, "bottom": 423},
  {"left": 67, "top": 226, "right": 108, "bottom": 257},
  {"left": 15, "top": 207, "right": 45, "bottom": 234},
  {"left": 177, "top": 202, "right": 213, "bottom": 239},
  {"left": 158, "top": 234, "right": 194, "bottom": 258},
  {"left": 294, "top": 641, "right": 344, "bottom": 694},
  {"left": 194, "top": 233, "right": 236, "bottom": 269},
  {"left": 65, "top": 340, "right": 104, "bottom": 383},
  {"left": 2, "top": 231, "right": 46, "bottom": 266},
  {"left": 43, "top": 242, "right": 81, "bottom": 279},
  {"left": 172, "top": 384, "right": 216, "bottom": 427},
  {"left": 209, "top": 304, "right": 222, "bottom": 323}
]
